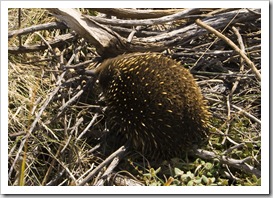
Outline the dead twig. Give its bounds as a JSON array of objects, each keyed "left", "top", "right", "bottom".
[
  {"left": 8, "top": 33, "right": 76, "bottom": 54},
  {"left": 230, "top": 26, "right": 246, "bottom": 96},
  {"left": 77, "top": 146, "right": 127, "bottom": 186},
  {"left": 90, "top": 8, "right": 186, "bottom": 19},
  {"left": 94, "top": 157, "right": 120, "bottom": 186},
  {"left": 193, "top": 148, "right": 261, "bottom": 178},
  {"left": 195, "top": 18, "right": 261, "bottom": 80},
  {"left": 85, "top": 8, "right": 199, "bottom": 27},
  {"left": 206, "top": 97, "right": 261, "bottom": 125},
  {"left": 8, "top": 21, "right": 67, "bottom": 39},
  {"left": 8, "top": 71, "right": 67, "bottom": 179},
  {"left": 76, "top": 113, "right": 99, "bottom": 141}
]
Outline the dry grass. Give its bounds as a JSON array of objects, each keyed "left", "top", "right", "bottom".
[{"left": 8, "top": 8, "right": 261, "bottom": 186}]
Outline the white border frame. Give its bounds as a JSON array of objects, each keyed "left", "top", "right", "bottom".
[{"left": 1, "top": 1, "right": 269, "bottom": 195}]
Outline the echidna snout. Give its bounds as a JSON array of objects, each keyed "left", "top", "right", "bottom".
[{"left": 96, "top": 52, "right": 210, "bottom": 159}]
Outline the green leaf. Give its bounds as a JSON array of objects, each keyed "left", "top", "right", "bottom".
[
  {"left": 204, "top": 162, "right": 213, "bottom": 170},
  {"left": 174, "top": 167, "right": 184, "bottom": 176},
  {"left": 202, "top": 175, "right": 208, "bottom": 184},
  {"left": 187, "top": 180, "right": 194, "bottom": 186}
]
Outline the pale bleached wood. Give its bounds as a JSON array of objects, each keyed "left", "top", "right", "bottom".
[{"left": 89, "top": 8, "right": 186, "bottom": 19}]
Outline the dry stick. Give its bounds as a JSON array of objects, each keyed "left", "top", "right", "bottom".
[
  {"left": 94, "top": 157, "right": 121, "bottom": 186},
  {"left": 8, "top": 72, "right": 67, "bottom": 179},
  {"left": 41, "top": 122, "right": 60, "bottom": 141},
  {"left": 47, "top": 8, "right": 127, "bottom": 56},
  {"left": 46, "top": 169, "right": 66, "bottom": 186},
  {"left": 192, "top": 10, "right": 240, "bottom": 70},
  {"left": 207, "top": 8, "right": 238, "bottom": 16},
  {"left": 41, "top": 44, "right": 86, "bottom": 184},
  {"left": 85, "top": 8, "right": 199, "bottom": 27},
  {"left": 230, "top": 26, "right": 246, "bottom": 96},
  {"left": 61, "top": 117, "right": 84, "bottom": 153},
  {"left": 222, "top": 26, "right": 247, "bottom": 145},
  {"left": 77, "top": 146, "right": 127, "bottom": 186},
  {"left": 11, "top": 9, "right": 260, "bottom": 55},
  {"left": 41, "top": 145, "right": 62, "bottom": 185},
  {"left": 246, "top": 8, "right": 261, "bottom": 16},
  {"left": 63, "top": 99, "right": 68, "bottom": 138},
  {"left": 226, "top": 136, "right": 239, "bottom": 146},
  {"left": 67, "top": 39, "right": 85, "bottom": 66},
  {"left": 207, "top": 13, "right": 239, "bottom": 145},
  {"left": 193, "top": 148, "right": 261, "bottom": 177},
  {"left": 54, "top": 89, "right": 84, "bottom": 121},
  {"left": 223, "top": 164, "right": 241, "bottom": 181},
  {"left": 45, "top": 51, "right": 85, "bottom": 125},
  {"left": 110, "top": 25, "right": 161, "bottom": 37},
  {"left": 195, "top": 19, "right": 261, "bottom": 80},
  {"left": 208, "top": 123, "right": 240, "bottom": 145},
  {"left": 64, "top": 59, "right": 96, "bottom": 69},
  {"left": 76, "top": 113, "right": 98, "bottom": 141},
  {"left": 87, "top": 144, "right": 101, "bottom": 154},
  {"left": 92, "top": 172, "right": 103, "bottom": 185},
  {"left": 46, "top": 39, "right": 86, "bottom": 123},
  {"left": 112, "top": 174, "right": 144, "bottom": 186},
  {"left": 222, "top": 95, "right": 232, "bottom": 145},
  {"left": 222, "top": 143, "right": 245, "bottom": 155},
  {"left": 8, "top": 33, "right": 76, "bottom": 54},
  {"left": 76, "top": 163, "right": 95, "bottom": 184},
  {"left": 31, "top": 130, "right": 77, "bottom": 185},
  {"left": 140, "top": 8, "right": 258, "bottom": 43},
  {"left": 34, "top": 32, "right": 54, "bottom": 52},
  {"left": 43, "top": 142, "right": 77, "bottom": 184},
  {"left": 18, "top": 8, "right": 22, "bottom": 46},
  {"left": 192, "top": 71, "right": 255, "bottom": 77},
  {"left": 42, "top": 46, "right": 85, "bottom": 183},
  {"left": 206, "top": 97, "right": 261, "bottom": 125},
  {"left": 8, "top": 21, "right": 67, "bottom": 38},
  {"left": 176, "top": 45, "right": 260, "bottom": 56},
  {"left": 231, "top": 104, "right": 261, "bottom": 125},
  {"left": 127, "top": 26, "right": 141, "bottom": 42},
  {"left": 90, "top": 8, "right": 186, "bottom": 19}
]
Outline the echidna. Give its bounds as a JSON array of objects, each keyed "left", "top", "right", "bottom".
[{"left": 96, "top": 52, "right": 210, "bottom": 159}]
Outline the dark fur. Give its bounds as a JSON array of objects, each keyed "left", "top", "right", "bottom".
[{"left": 97, "top": 52, "right": 210, "bottom": 159}]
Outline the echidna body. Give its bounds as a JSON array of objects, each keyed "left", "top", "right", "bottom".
[{"left": 96, "top": 52, "right": 210, "bottom": 159}]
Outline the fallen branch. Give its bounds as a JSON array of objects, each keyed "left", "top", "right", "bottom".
[
  {"left": 10, "top": 8, "right": 260, "bottom": 57},
  {"left": 193, "top": 148, "right": 261, "bottom": 178},
  {"left": 138, "top": 9, "right": 260, "bottom": 43},
  {"left": 89, "top": 8, "right": 186, "bottom": 19},
  {"left": 111, "top": 174, "right": 144, "bottom": 186},
  {"left": 94, "top": 157, "right": 120, "bottom": 186},
  {"left": 46, "top": 8, "right": 260, "bottom": 57},
  {"left": 85, "top": 8, "right": 199, "bottom": 27},
  {"left": 195, "top": 18, "right": 261, "bottom": 80},
  {"left": 77, "top": 146, "right": 127, "bottom": 186},
  {"left": 47, "top": 8, "right": 128, "bottom": 57},
  {"left": 206, "top": 96, "right": 261, "bottom": 125},
  {"left": 8, "top": 21, "right": 67, "bottom": 38},
  {"left": 8, "top": 33, "right": 76, "bottom": 54}
]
